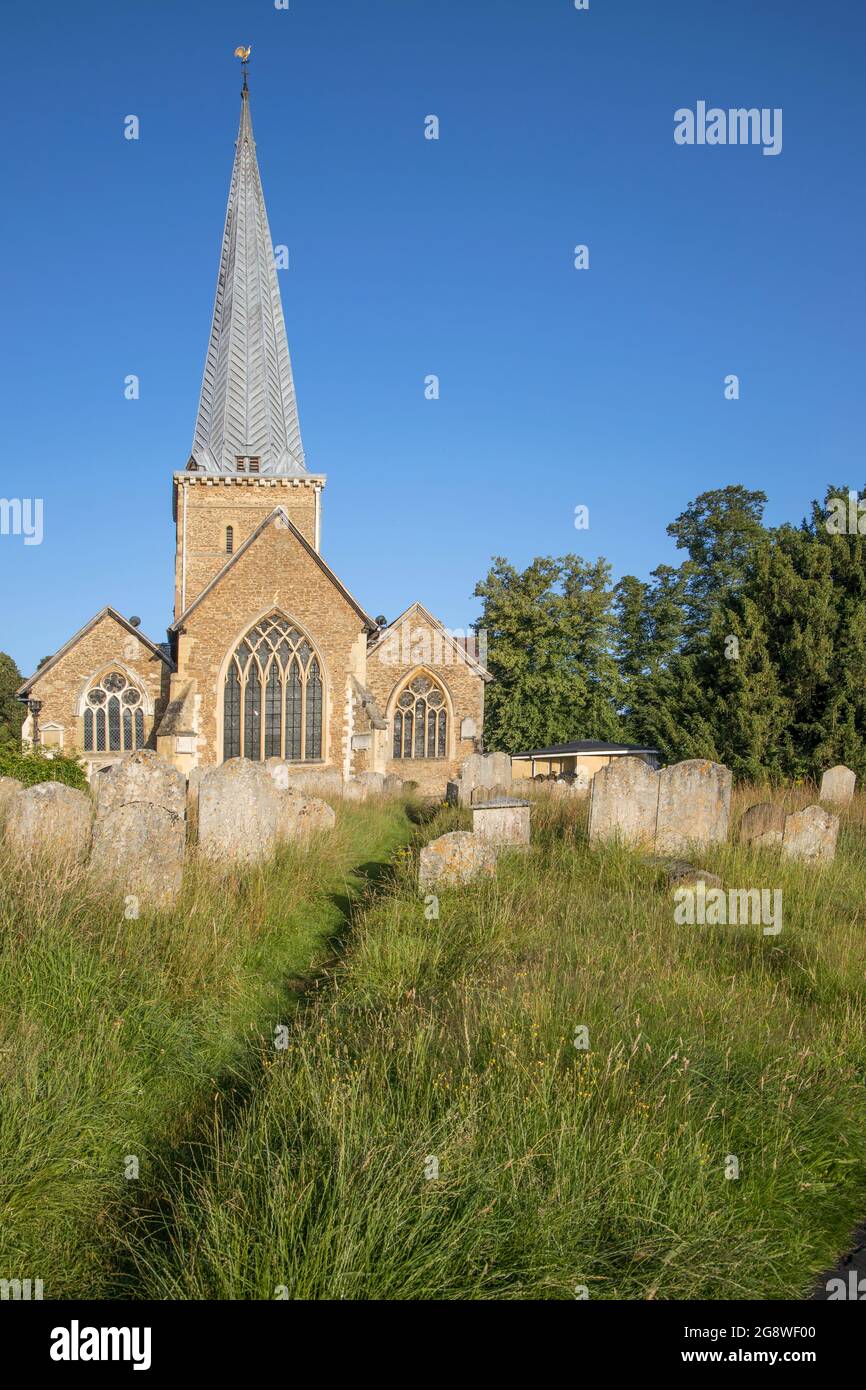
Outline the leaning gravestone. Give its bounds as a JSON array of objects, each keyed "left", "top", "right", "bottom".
[
  {"left": 90, "top": 750, "right": 185, "bottom": 910},
  {"left": 781, "top": 805, "right": 839, "bottom": 864},
  {"left": 588, "top": 756, "right": 659, "bottom": 849},
  {"left": 5, "top": 781, "right": 92, "bottom": 864},
  {"left": 739, "top": 802, "right": 786, "bottom": 850},
  {"left": 199, "top": 758, "right": 284, "bottom": 865},
  {"left": 655, "top": 760, "right": 732, "bottom": 857},
  {"left": 418, "top": 831, "right": 498, "bottom": 891},
  {"left": 819, "top": 765, "right": 856, "bottom": 807}
]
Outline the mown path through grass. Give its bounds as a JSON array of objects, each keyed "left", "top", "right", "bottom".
[{"left": 0, "top": 797, "right": 432, "bottom": 1298}]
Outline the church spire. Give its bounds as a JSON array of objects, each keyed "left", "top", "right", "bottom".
[{"left": 189, "top": 54, "right": 306, "bottom": 475}]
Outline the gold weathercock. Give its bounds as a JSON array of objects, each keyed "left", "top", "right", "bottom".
[{"left": 234, "top": 46, "right": 251, "bottom": 62}]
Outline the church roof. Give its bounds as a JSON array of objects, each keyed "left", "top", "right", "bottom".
[
  {"left": 169, "top": 507, "right": 377, "bottom": 633},
  {"left": 189, "top": 76, "right": 307, "bottom": 477},
  {"left": 367, "top": 601, "right": 493, "bottom": 681},
  {"left": 16, "top": 607, "right": 176, "bottom": 696}
]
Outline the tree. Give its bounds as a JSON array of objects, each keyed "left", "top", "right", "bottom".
[
  {"left": 474, "top": 554, "right": 623, "bottom": 753},
  {"left": 666, "top": 485, "right": 767, "bottom": 642},
  {"left": 0, "top": 652, "right": 25, "bottom": 745}
]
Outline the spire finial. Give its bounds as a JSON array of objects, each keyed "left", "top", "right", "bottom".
[{"left": 234, "top": 45, "right": 251, "bottom": 94}]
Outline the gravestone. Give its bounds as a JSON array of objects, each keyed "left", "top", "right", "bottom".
[
  {"left": 588, "top": 756, "right": 659, "bottom": 849},
  {"left": 0, "top": 776, "right": 22, "bottom": 824},
  {"left": 447, "top": 751, "right": 512, "bottom": 808},
  {"left": 655, "top": 760, "right": 731, "bottom": 857},
  {"left": 276, "top": 790, "right": 336, "bottom": 841},
  {"left": 199, "top": 758, "right": 284, "bottom": 864},
  {"left": 418, "top": 831, "right": 498, "bottom": 891},
  {"left": 819, "top": 765, "right": 856, "bottom": 807},
  {"left": 264, "top": 760, "right": 343, "bottom": 800},
  {"left": 90, "top": 751, "right": 186, "bottom": 910},
  {"left": 739, "top": 802, "right": 785, "bottom": 850},
  {"left": 5, "top": 781, "right": 92, "bottom": 864},
  {"left": 471, "top": 798, "right": 530, "bottom": 848},
  {"left": 781, "top": 805, "right": 839, "bottom": 864}
]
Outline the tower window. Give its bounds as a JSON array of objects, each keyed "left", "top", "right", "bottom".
[
  {"left": 226, "top": 525, "right": 234, "bottom": 554},
  {"left": 248, "top": 457, "right": 260, "bottom": 473}
]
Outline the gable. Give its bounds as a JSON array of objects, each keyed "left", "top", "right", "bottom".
[
  {"left": 171, "top": 508, "right": 375, "bottom": 633},
  {"left": 17, "top": 608, "right": 174, "bottom": 697},
  {"left": 369, "top": 601, "right": 491, "bottom": 681}
]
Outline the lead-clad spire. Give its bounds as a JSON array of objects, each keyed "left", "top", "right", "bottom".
[{"left": 189, "top": 75, "right": 306, "bottom": 475}]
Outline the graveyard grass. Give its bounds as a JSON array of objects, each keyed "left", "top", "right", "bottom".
[{"left": 2, "top": 786, "right": 865, "bottom": 1300}]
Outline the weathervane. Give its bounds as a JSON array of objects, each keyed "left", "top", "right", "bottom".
[{"left": 234, "top": 45, "right": 252, "bottom": 92}]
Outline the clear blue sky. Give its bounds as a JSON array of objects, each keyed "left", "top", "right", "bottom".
[{"left": 3, "top": 0, "right": 865, "bottom": 675}]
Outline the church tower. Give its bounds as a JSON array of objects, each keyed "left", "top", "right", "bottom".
[{"left": 173, "top": 68, "right": 325, "bottom": 620}]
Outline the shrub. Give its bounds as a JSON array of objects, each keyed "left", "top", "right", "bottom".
[{"left": 0, "top": 740, "right": 89, "bottom": 791}]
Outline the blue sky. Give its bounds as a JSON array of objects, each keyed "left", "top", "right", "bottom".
[{"left": 2, "top": 0, "right": 865, "bottom": 675}]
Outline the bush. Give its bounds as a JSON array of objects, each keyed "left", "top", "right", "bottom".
[{"left": 0, "top": 740, "right": 89, "bottom": 791}]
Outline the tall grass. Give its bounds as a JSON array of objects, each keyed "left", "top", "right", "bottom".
[
  {"left": 0, "top": 798, "right": 416, "bottom": 1297},
  {"left": 107, "top": 787, "right": 866, "bottom": 1300}
]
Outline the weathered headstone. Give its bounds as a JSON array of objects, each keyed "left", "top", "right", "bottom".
[
  {"left": 588, "top": 756, "right": 659, "bottom": 849},
  {"left": 418, "top": 831, "right": 498, "bottom": 891},
  {"left": 655, "top": 760, "right": 731, "bottom": 857},
  {"left": 277, "top": 792, "right": 335, "bottom": 841},
  {"left": 5, "top": 781, "right": 92, "bottom": 864},
  {"left": 739, "top": 802, "right": 785, "bottom": 850},
  {"left": 90, "top": 751, "right": 186, "bottom": 910},
  {"left": 264, "top": 760, "right": 343, "bottom": 800},
  {"left": 198, "top": 758, "right": 284, "bottom": 864},
  {"left": 383, "top": 774, "right": 404, "bottom": 797},
  {"left": 819, "top": 765, "right": 856, "bottom": 807},
  {"left": 447, "top": 751, "right": 512, "bottom": 807},
  {"left": 343, "top": 770, "right": 386, "bottom": 801},
  {"left": 781, "top": 804, "right": 839, "bottom": 864},
  {"left": 0, "top": 775, "right": 23, "bottom": 824},
  {"left": 472, "top": 798, "right": 530, "bottom": 848}
]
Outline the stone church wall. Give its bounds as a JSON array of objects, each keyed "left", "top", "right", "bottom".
[
  {"left": 364, "top": 617, "right": 485, "bottom": 797},
  {"left": 19, "top": 612, "right": 171, "bottom": 775},
  {"left": 173, "top": 516, "right": 368, "bottom": 770}
]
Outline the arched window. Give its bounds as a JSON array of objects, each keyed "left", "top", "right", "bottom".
[
  {"left": 226, "top": 525, "right": 234, "bottom": 554},
  {"left": 223, "top": 614, "right": 324, "bottom": 763},
  {"left": 83, "top": 672, "right": 146, "bottom": 753},
  {"left": 393, "top": 674, "right": 447, "bottom": 759}
]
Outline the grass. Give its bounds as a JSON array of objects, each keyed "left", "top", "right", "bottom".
[{"left": 1, "top": 784, "right": 865, "bottom": 1299}]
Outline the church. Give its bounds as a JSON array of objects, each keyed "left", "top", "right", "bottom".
[{"left": 17, "top": 71, "right": 490, "bottom": 796}]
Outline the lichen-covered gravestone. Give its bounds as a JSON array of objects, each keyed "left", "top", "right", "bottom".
[
  {"left": 739, "top": 802, "right": 785, "bottom": 850},
  {"left": 0, "top": 776, "right": 22, "bottom": 825},
  {"left": 588, "top": 756, "right": 659, "bottom": 849},
  {"left": 198, "top": 758, "right": 284, "bottom": 864},
  {"left": 655, "top": 760, "right": 731, "bottom": 857},
  {"left": 418, "top": 831, "right": 498, "bottom": 891},
  {"left": 781, "top": 805, "right": 839, "bottom": 864},
  {"left": 90, "top": 750, "right": 186, "bottom": 910},
  {"left": 265, "top": 760, "right": 344, "bottom": 800},
  {"left": 819, "top": 765, "right": 856, "bottom": 807},
  {"left": 5, "top": 781, "right": 92, "bottom": 864}
]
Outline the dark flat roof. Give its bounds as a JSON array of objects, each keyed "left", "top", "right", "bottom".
[{"left": 514, "top": 740, "right": 660, "bottom": 758}]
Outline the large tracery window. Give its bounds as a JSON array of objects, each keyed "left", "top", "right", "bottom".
[
  {"left": 83, "top": 672, "right": 146, "bottom": 753},
  {"left": 223, "top": 615, "right": 324, "bottom": 763},
  {"left": 393, "top": 674, "right": 447, "bottom": 759}
]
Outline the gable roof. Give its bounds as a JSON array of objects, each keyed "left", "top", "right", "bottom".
[
  {"left": 170, "top": 506, "right": 377, "bottom": 633},
  {"left": 367, "top": 601, "right": 492, "bottom": 681},
  {"left": 17, "top": 607, "right": 176, "bottom": 696}
]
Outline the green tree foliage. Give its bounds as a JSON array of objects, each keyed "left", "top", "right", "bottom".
[
  {"left": 0, "top": 652, "right": 25, "bottom": 745},
  {"left": 478, "top": 483, "right": 866, "bottom": 780},
  {"left": 474, "top": 554, "right": 623, "bottom": 753}
]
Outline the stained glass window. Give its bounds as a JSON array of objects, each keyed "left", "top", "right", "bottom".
[
  {"left": 392, "top": 674, "right": 448, "bottom": 760},
  {"left": 83, "top": 671, "right": 149, "bottom": 753},
  {"left": 222, "top": 614, "right": 325, "bottom": 763}
]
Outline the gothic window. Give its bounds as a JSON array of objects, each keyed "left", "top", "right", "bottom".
[
  {"left": 226, "top": 525, "right": 234, "bottom": 554},
  {"left": 392, "top": 674, "right": 447, "bottom": 759},
  {"left": 222, "top": 614, "right": 324, "bottom": 763},
  {"left": 83, "top": 673, "right": 146, "bottom": 753}
]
